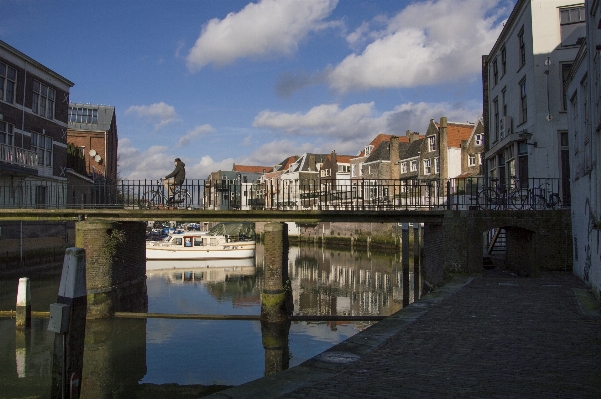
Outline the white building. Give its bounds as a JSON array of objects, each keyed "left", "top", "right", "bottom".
[
  {"left": 565, "top": 0, "right": 601, "bottom": 298},
  {"left": 484, "top": 0, "right": 585, "bottom": 204}
]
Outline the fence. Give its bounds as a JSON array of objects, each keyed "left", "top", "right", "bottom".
[{"left": 0, "top": 177, "right": 569, "bottom": 211}]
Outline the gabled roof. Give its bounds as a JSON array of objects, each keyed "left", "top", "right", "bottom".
[
  {"left": 274, "top": 155, "right": 299, "bottom": 171},
  {"left": 447, "top": 122, "right": 476, "bottom": 148},
  {"left": 335, "top": 155, "right": 356, "bottom": 164},
  {"left": 466, "top": 119, "right": 485, "bottom": 146},
  {"left": 365, "top": 141, "right": 391, "bottom": 163},
  {"left": 358, "top": 134, "right": 392, "bottom": 156},
  {"left": 232, "top": 164, "right": 273, "bottom": 173}
]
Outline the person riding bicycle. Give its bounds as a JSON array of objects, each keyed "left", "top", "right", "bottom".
[{"left": 163, "top": 158, "right": 186, "bottom": 203}]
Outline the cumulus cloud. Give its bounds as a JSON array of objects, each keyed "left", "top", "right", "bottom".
[
  {"left": 279, "top": 0, "right": 508, "bottom": 95},
  {"left": 327, "top": 0, "right": 506, "bottom": 92},
  {"left": 253, "top": 100, "right": 481, "bottom": 141},
  {"left": 125, "top": 102, "right": 180, "bottom": 130},
  {"left": 186, "top": 0, "right": 338, "bottom": 71},
  {"left": 176, "top": 124, "right": 215, "bottom": 147}
]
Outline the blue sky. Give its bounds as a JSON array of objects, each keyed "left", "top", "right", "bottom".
[{"left": 1, "top": 0, "right": 514, "bottom": 180}]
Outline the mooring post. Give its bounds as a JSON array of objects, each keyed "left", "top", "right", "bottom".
[
  {"left": 402, "top": 223, "right": 410, "bottom": 307},
  {"left": 261, "top": 222, "right": 292, "bottom": 324},
  {"left": 16, "top": 277, "right": 31, "bottom": 328},
  {"left": 50, "top": 248, "right": 87, "bottom": 399},
  {"left": 413, "top": 223, "right": 420, "bottom": 300}
]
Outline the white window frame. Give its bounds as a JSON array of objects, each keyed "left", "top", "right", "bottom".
[
  {"left": 435, "top": 157, "right": 440, "bottom": 174},
  {"left": 475, "top": 134, "right": 483, "bottom": 146},
  {"left": 468, "top": 154, "right": 476, "bottom": 167},
  {"left": 410, "top": 160, "right": 417, "bottom": 172},
  {"left": 401, "top": 162, "right": 407, "bottom": 174},
  {"left": 428, "top": 136, "right": 437, "bottom": 152},
  {"left": 423, "top": 159, "right": 431, "bottom": 175}
]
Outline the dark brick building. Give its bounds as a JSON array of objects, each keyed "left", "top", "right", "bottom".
[{"left": 0, "top": 40, "right": 74, "bottom": 207}]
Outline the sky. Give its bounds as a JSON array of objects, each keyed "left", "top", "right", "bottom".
[{"left": 1, "top": 0, "right": 515, "bottom": 180}]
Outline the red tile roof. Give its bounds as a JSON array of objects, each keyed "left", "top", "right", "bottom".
[
  {"left": 233, "top": 164, "right": 273, "bottom": 173},
  {"left": 446, "top": 123, "right": 475, "bottom": 148}
]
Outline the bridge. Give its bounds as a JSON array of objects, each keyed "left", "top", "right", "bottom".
[{"left": 0, "top": 177, "right": 572, "bottom": 319}]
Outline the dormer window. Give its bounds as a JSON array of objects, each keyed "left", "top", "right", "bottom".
[{"left": 364, "top": 145, "right": 374, "bottom": 156}]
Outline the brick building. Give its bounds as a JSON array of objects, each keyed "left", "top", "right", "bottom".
[
  {"left": 0, "top": 40, "right": 74, "bottom": 207},
  {"left": 67, "top": 103, "right": 118, "bottom": 183}
]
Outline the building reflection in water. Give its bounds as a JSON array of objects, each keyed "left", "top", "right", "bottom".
[{"left": 0, "top": 243, "right": 422, "bottom": 395}]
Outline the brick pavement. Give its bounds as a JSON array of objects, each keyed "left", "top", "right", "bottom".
[{"left": 211, "top": 271, "right": 600, "bottom": 399}]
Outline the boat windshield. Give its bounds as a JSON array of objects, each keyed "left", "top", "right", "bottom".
[{"left": 207, "top": 222, "right": 255, "bottom": 240}]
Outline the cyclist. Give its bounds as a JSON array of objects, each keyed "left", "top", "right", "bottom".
[{"left": 163, "top": 158, "right": 186, "bottom": 203}]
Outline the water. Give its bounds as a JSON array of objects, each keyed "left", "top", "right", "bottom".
[{"left": 0, "top": 243, "right": 420, "bottom": 397}]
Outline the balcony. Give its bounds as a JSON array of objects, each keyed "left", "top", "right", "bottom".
[{"left": 0, "top": 144, "right": 39, "bottom": 176}]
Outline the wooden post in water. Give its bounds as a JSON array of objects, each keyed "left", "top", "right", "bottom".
[
  {"left": 50, "top": 248, "right": 87, "bottom": 399},
  {"left": 402, "top": 223, "right": 410, "bottom": 307},
  {"left": 16, "top": 277, "right": 31, "bottom": 328}
]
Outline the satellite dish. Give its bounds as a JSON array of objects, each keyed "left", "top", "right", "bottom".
[
  {"left": 89, "top": 149, "right": 96, "bottom": 157},
  {"left": 94, "top": 155, "right": 102, "bottom": 163}
]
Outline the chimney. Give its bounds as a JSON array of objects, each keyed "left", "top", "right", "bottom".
[
  {"left": 409, "top": 132, "right": 420, "bottom": 142},
  {"left": 439, "top": 117, "right": 448, "bottom": 180},
  {"left": 390, "top": 136, "right": 400, "bottom": 180}
]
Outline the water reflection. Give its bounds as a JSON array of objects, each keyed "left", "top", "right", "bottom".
[{"left": 0, "top": 243, "right": 421, "bottom": 396}]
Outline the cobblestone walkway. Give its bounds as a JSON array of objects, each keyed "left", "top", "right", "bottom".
[
  {"left": 281, "top": 272, "right": 600, "bottom": 398},
  {"left": 209, "top": 272, "right": 600, "bottom": 399}
]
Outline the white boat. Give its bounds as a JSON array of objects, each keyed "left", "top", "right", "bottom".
[{"left": 146, "top": 222, "right": 256, "bottom": 260}]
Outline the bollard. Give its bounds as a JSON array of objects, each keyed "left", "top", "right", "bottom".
[
  {"left": 402, "top": 223, "right": 410, "bottom": 307},
  {"left": 16, "top": 277, "right": 31, "bottom": 328},
  {"left": 50, "top": 247, "right": 87, "bottom": 399}
]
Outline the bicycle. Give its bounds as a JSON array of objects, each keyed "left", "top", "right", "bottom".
[
  {"left": 140, "top": 180, "right": 192, "bottom": 209},
  {"left": 528, "top": 182, "right": 561, "bottom": 210},
  {"left": 477, "top": 176, "right": 529, "bottom": 210}
]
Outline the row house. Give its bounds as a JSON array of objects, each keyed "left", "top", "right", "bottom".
[
  {"left": 263, "top": 156, "right": 298, "bottom": 208},
  {"left": 204, "top": 165, "right": 271, "bottom": 210},
  {"left": 319, "top": 150, "right": 356, "bottom": 203},
  {"left": 565, "top": 0, "right": 601, "bottom": 297},
  {"left": 0, "top": 40, "right": 74, "bottom": 208},
  {"left": 483, "top": 0, "right": 584, "bottom": 203},
  {"left": 280, "top": 153, "right": 328, "bottom": 209}
]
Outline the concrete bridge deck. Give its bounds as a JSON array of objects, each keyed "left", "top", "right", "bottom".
[{"left": 209, "top": 271, "right": 601, "bottom": 398}]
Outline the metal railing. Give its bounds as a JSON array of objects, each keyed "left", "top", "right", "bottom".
[
  {"left": 0, "top": 177, "right": 570, "bottom": 210},
  {"left": 0, "top": 144, "right": 38, "bottom": 167}
]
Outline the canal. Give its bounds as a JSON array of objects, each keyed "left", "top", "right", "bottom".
[{"left": 0, "top": 242, "right": 421, "bottom": 398}]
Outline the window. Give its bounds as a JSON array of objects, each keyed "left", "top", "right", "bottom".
[
  {"left": 501, "top": 87, "right": 507, "bottom": 116},
  {"left": 338, "top": 164, "right": 349, "bottom": 173},
  {"left": 501, "top": 46, "right": 507, "bottom": 76},
  {"left": 410, "top": 160, "right": 417, "bottom": 172},
  {"left": 518, "top": 27, "right": 526, "bottom": 67},
  {"left": 31, "top": 132, "right": 52, "bottom": 167},
  {"left": 561, "top": 63, "right": 573, "bottom": 111},
  {"left": 492, "top": 57, "right": 498, "bottom": 85},
  {"left": 364, "top": 145, "right": 373, "bottom": 156},
  {"left": 68, "top": 107, "right": 98, "bottom": 124},
  {"left": 560, "top": 6, "right": 586, "bottom": 47},
  {"left": 428, "top": 135, "right": 437, "bottom": 152},
  {"left": 351, "top": 164, "right": 356, "bottom": 177},
  {"left": 423, "top": 159, "right": 431, "bottom": 175},
  {"left": 519, "top": 79, "right": 527, "bottom": 123},
  {"left": 475, "top": 134, "right": 483, "bottom": 146},
  {"left": 435, "top": 157, "right": 440, "bottom": 174},
  {"left": 0, "top": 122, "right": 14, "bottom": 145},
  {"left": 493, "top": 97, "right": 499, "bottom": 141},
  {"left": 32, "top": 81, "right": 56, "bottom": 119},
  {"left": 401, "top": 162, "right": 407, "bottom": 174},
  {"left": 468, "top": 154, "right": 476, "bottom": 166},
  {"left": 0, "top": 62, "right": 16, "bottom": 104}
]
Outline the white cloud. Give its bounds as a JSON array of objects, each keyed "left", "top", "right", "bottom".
[
  {"left": 118, "top": 138, "right": 235, "bottom": 181},
  {"left": 327, "top": 0, "right": 507, "bottom": 92},
  {"left": 253, "top": 100, "right": 481, "bottom": 140},
  {"left": 176, "top": 124, "right": 215, "bottom": 147},
  {"left": 125, "top": 102, "right": 180, "bottom": 130},
  {"left": 186, "top": 0, "right": 338, "bottom": 71}
]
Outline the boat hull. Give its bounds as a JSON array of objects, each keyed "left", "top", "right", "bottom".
[{"left": 146, "top": 241, "right": 255, "bottom": 261}]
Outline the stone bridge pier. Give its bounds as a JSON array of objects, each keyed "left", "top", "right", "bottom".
[
  {"left": 422, "top": 210, "right": 572, "bottom": 286},
  {"left": 75, "top": 221, "right": 148, "bottom": 318}
]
